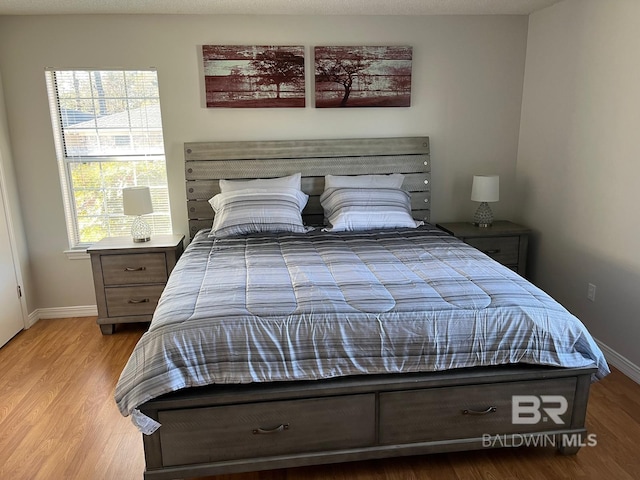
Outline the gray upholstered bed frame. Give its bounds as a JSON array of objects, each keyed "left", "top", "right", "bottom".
[{"left": 138, "top": 137, "right": 596, "bottom": 480}]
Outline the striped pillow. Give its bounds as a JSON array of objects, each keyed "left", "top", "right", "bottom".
[
  {"left": 320, "top": 187, "right": 422, "bottom": 232},
  {"left": 219, "top": 173, "right": 301, "bottom": 192},
  {"left": 209, "top": 188, "right": 310, "bottom": 238},
  {"left": 324, "top": 173, "right": 404, "bottom": 189}
]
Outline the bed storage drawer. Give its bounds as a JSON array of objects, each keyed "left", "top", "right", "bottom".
[
  {"left": 157, "top": 393, "right": 376, "bottom": 467},
  {"left": 379, "top": 378, "right": 576, "bottom": 445},
  {"left": 104, "top": 285, "right": 165, "bottom": 317},
  {"left": 101, "top": 253, "right": 168, "bottom": 286}
]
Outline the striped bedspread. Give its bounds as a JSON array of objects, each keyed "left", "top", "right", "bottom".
[{"left": 115, "top": 224, "right": 609, "bottom": 417}]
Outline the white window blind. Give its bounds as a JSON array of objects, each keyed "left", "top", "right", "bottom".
[{"left": 45, "top": 69, "right": 171, "bottom": 249}]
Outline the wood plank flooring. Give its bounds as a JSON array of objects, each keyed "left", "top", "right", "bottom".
[{"left": 1, "top": 317, "right": 639, "bottom": 480}]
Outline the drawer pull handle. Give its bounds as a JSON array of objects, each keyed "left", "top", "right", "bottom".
[
  {"left": 463, "top": 406, "right": 497, "bottom": 415},
  {"left": 124, "top": 266, "right": 146, "bottom": 272},
  {"left": 253, "top": 424, "right": 289, "bottom": 435},
  {"left": 128, "top": 298, "right": 150, "bottom": 304},
  {"left": 483, "top": 249, "right": 501, "bottom": 255}
]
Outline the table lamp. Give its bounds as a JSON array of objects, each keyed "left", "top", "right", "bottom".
[
  {"left": 471, "top": 175, "right": 499, "bottom": 227},
  {"left": 123, "top": 186, "right": 153, "bottom": 242}
]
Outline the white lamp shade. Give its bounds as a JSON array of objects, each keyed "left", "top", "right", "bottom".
[
  {"left": 123, "top": 186, "right": 153, "bottom": 216},
  {"left": 471, "top": 175, "right": 499, "bottom": 203}
]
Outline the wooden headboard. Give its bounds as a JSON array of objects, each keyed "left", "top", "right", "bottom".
[{"left": 185, "top": 137, "right": 431, "bottom": 239}]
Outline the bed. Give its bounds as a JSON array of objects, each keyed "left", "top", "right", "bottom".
[{"left": 115, "top": 137, "right": 609, "bottom": 480}]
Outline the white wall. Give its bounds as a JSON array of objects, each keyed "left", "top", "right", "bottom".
[
  {"left": 517, "top": 0, "right": 640, "bottom": 369},
  {"left": 0, "top": 14, "right": 528, "bottom": 312}
]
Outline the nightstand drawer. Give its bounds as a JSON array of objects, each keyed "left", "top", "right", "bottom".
[
  {"left": 104, "top": 284, "right": 165, "bottom": 317},
  {"left": 465, "top": 236, "right": 519, "bottom": 265},
  {"left": 101, "top": 253, "right": 168, "bottom": 286}
]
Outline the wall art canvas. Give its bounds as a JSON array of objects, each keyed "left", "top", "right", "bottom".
[
  {"left": 203, "top": 45, "right": 305, "bottom": 108},
  {"left": 314, "top": 46, "right": 412, "bottom": 108}
]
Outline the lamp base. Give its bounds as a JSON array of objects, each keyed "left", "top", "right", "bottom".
[
  {"left": 131, "top": 215, "right": 151, "bottom": 243},
  {"left": 473, "top": 202, "right": 494, "bottom": 228}
]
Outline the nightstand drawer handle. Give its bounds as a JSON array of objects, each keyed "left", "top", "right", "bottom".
[
  {"left": 484, "top": 249, "right": 501, "bottom": 255},
  {"left": 128, "top": 298, "right": 150, "bottom": 304},
  {"left": 124, "top": 266, "right": 146, "bottom": 272}
]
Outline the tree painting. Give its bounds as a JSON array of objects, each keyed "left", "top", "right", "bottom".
[
  {"left": 203, "top": 45, "right": 305, "bottom": 108},
  {"left": 314, "top": 46, "right": 412, "bottom": 108}
]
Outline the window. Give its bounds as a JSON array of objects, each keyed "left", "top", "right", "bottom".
[{"left": 45, "top": 69, "right": 171, "bottom": 250}]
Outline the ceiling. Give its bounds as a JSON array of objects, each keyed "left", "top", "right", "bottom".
[{"left": 0, "top": 0, "right": 563, "bottom": 16}]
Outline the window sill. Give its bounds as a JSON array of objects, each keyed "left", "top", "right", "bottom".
[{"left": 64, "top": 249, "right": 89, "bottom": 260}]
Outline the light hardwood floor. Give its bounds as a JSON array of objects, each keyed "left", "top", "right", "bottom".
[{"left": 1, "top": 317, "right": 639, "bottom": 480}]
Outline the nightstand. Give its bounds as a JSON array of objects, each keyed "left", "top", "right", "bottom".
[
  {"left": 88, "top": 234, "right": 185, "bottom": 334},
  {"left": 436, "top": 221, "right": 530, "bottom": 276}
]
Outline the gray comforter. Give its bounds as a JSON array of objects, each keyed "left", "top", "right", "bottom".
[{"left": 115, "top": 224, "right": 609, "bottom": 417}]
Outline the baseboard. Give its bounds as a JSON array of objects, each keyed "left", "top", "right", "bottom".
[
  {"left": 28, "top": 305, "right": 98, "bottom": 326},
  {"left": 26, "top": 310, "right": 39, "bottom": 328},
  {"left": 596, "top": 338, "right": 640, "bottom": 385}
]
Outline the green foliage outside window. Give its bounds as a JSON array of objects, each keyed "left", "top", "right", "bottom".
[{"left": 70, "top": 160, "right": 170, "bottom": 243}]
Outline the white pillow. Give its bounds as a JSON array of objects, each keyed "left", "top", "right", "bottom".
[
  {"left": 209, "top": 187, "right": 310, "bottom": 238},
  {"left": 324, "top": 173, "right": 405, "bottom": 189},
  {"left": 320, "top": 187, "right": 422, "bottom": 232},
  {"left": 219, "top": 173, "right": 301, "bottom": 192}
]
